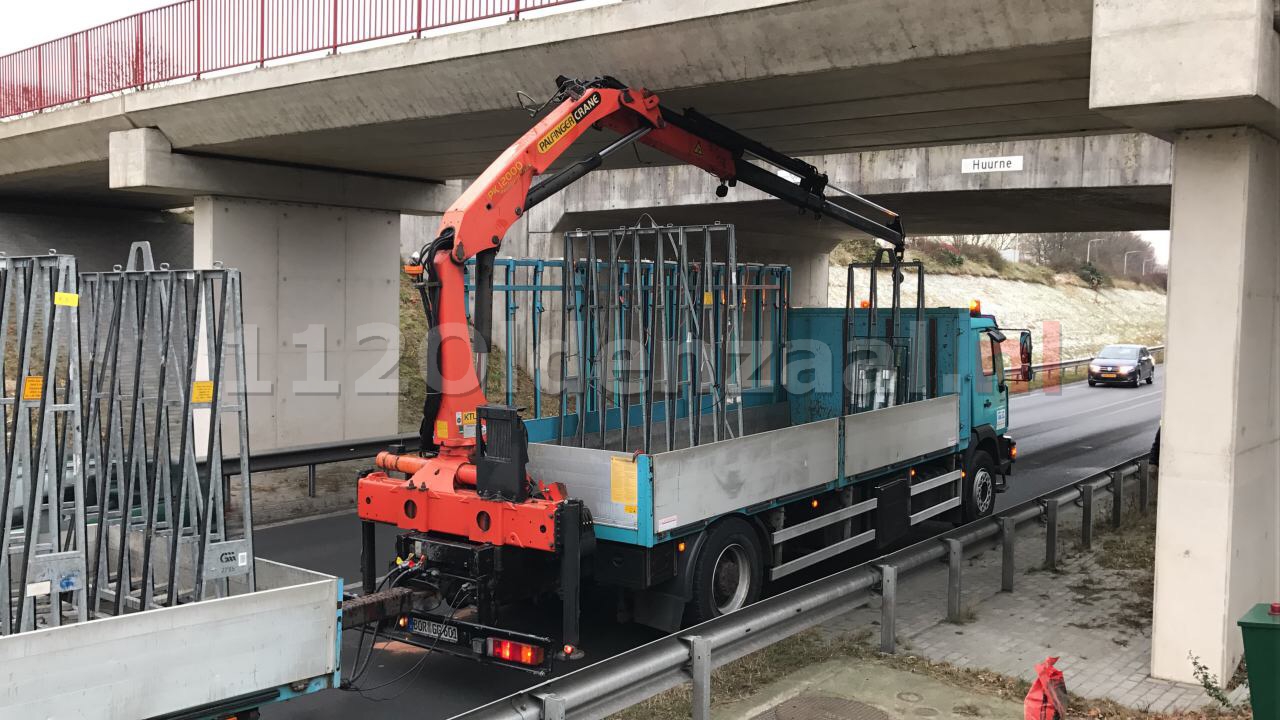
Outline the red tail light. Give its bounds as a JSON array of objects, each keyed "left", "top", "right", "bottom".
[{"left": 487, "top": 638, "right": 545, "bottom": 666}]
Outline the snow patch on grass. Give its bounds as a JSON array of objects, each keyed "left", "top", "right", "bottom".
[{"left": 829, "top": 268, "right": 1167, "bottom": 361}]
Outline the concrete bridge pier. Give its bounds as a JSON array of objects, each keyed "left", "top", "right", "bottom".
[
  {"left": 110, "top": 128, "right": 458, "bottom": 449},
  {"left": 1091, "top": 0, "right": 1280, "bottom": 684},
  {"left": 193, "top": 196, "right": 403, "bottom": 449}
]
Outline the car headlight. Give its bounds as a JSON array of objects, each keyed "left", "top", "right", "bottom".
[
  {"left": 1088, "top": 364, "right": 1102, "bottom": 372},
  {"left": 1117, "top": 365, "right": 1135, "bottom": 373}
]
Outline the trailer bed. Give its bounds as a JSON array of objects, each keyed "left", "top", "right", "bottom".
[{"left": 0, "top": 559, "right": 340, "bottom": 719}]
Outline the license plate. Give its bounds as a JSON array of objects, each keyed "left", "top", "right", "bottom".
[
  {"left": 409, "top": 618, "right": 459, "bottom": 644},
  {"left": 1101, "top": 373, "right": 1117, "bottom": 378}
]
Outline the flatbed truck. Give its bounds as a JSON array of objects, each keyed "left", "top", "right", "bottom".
[{"left": 353, "top": 75, "right": 1033, "bottom": 675}]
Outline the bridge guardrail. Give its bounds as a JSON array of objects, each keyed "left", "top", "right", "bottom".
[
  {"left": 0, "top": 0, "right": 591, "bottom": 119},
  {"left": 450, "top": 453, "right": 1156, "bottom": 720}
]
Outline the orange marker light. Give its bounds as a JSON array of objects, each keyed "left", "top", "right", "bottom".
[
  {"left": 969, "top": 299, "right": 982, "bottom": 316},
  {"left": 677, "top": 541, "right": 687, "bottom": 553},
  {"left": 398, "top": 615, "right": 408, "bottom": 629},
  {"left": 811, "top": 499, "right": 819, "bottom": 509},
  {"left": 909, "top": 468, "right": 917, "bottom": 478},
  {"left": 1011, "top": 447, "right": 1018, "bottom": 459},
  {"left": 859, "top": 300, "right": 871, "bottom": 309}
]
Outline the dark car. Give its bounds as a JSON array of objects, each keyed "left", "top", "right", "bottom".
[{"left": 1087, "top": 344, "right": 1155, "bottom": 387}]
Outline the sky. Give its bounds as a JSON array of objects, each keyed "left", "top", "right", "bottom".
[
  {"left": 0, "top": 1, "right": 160, "bottom": 55},
  {"left": 1139, "top": 231, "right": 1170, "bottom": 266}
]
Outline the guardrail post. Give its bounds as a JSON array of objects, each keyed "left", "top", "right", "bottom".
[
  {"left": 878, "top": 564, "right": 897, "bottom": 653},
  {"left": 534, "top": 692, "right": 566, "bottom": 720},
  {"left": 1111, "top": 469, "right": 1124, "bottom": 529},
  {"left": 307, "top": 464, "right": 317, "bottom": 498},
  {"left": 684, "top": 635, "right": 711, "bottom": 720},
  {"left": 1080, "top": 483, "right": 1094, "bottom": 550},
  {"left": 1044, "top": 499, "right": 1059, "bottom": 571},
  {"left": 945, "top": 538, "right": 963, "bottom": 622},
  {"left": 1139, "top": 459, "right": 1150, "bottom": 514},
  {"left": 1000, "top": 516, "right": 1016, "bottom": 592}
]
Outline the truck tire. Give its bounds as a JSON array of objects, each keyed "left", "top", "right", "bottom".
[
  {"left": 686, "top": 517, "right": 764, "bottom": 624},
  {"left": 962, "top": 451, "right": 997, "bottom": 522}
]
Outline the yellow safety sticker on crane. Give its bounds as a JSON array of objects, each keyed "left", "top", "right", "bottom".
[
  {"left": 54, "top": 292, "right": 79, "bottom": 307},
  {"left": 190, "top": 381, "right": 215, "bottom": 403},
  {"left": 436, "top": 420, "right": 449, "bottom": 440},
  {"left": 610, "top": 456, "right": 638, "bottom": 507},
  {"left": 21, "top": 376, "right": 43, "bottom": 401}
]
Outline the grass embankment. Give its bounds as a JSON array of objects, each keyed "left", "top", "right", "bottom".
[
  {"left": 832, "top": 238, "right": 1163, "bottom": 292},
  {"left": 398, "top": 275, "right": 564, "bottom": 432}
]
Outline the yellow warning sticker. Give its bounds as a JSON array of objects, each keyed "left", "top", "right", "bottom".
[
  {"left": 623, "top": 504, "right": 638, "bottom": 515},
  {"left": 436, "top": 419, "right": 450, "bottom": 440},
  {"left": 190, "top": 381, "right": 215, "bottom": 404},
  {"left": 21, "top": 376, "right": 43, "bottom": 401},
  {"left": 460, "top": 410, "right": 477, "bottom": 426},
  {"left": 54, "top": 292, "right": 79, "bottom": 307},
  {"left": 702, "top": 291, "right": 713, "bottom": 306},
  {"left": 610, "top": 456, "right": 638, "bottom": 506}
]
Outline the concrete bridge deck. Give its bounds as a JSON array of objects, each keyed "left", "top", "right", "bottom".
[{"left": 1, "top": 0, "right": 1106, "bottom": 208}]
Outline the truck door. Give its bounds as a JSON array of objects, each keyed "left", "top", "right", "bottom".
[{"left": 973, "top": 331, "right": 1008, "bottom": 433}]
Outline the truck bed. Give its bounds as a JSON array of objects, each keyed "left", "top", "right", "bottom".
[{"left": 529, "top": 395, "right": 960, "bottom": 546}]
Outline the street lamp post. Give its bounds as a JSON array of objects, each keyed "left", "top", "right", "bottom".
[
  {"left": 1142, "top": 258, "right": 1151, "bottom": 275},
  {"left": 1086, "top": 238, "right": 1102, "bottom": 264},
  {"left": 1124, "top": 250, "right": 1143, "bottom": 275}
]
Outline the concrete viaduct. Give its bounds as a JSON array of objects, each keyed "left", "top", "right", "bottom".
[{"left": 0, "top": 0, "right": 1275, "bottom": 687}]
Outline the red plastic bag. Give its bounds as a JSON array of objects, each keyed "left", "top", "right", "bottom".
[{"left": 1024, "top": 656, "right": 1068, "bottom": 720}]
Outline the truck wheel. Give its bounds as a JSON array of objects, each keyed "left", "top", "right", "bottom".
[
  {"left": 962, "top": 451, "right": 997, "bottom": 522},
  {"left": 686, "top": 517, "right": 764, "bottom": 624}
]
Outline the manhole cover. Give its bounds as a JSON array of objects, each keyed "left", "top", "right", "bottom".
[{"left": 768, "top": 694, "right": 893, "bottom": 720}]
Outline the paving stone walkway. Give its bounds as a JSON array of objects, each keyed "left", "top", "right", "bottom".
[{"left": 819, "top": 493, "right": 1248, "bottom": 713}]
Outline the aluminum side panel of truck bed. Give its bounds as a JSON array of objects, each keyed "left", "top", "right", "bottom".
[
  {"left": 0, "top": 559, "right": 339, "bottom": 718},
  {"left": 650, "top": 418, "right": 840, "bottom": 532},
  {"left": 529, "top": 442, "right": 638, "bottom": 531},
  {"left": 843, "top": 395, "right": 961, "bottom": 477}
]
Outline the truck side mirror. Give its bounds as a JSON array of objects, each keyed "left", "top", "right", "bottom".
[{"left": 1015, "top": 330, "right": 1034, "bottom": 382}]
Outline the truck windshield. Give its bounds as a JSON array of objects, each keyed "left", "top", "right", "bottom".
[{"left": 1097, "top": 345, "right": 1140, "bottom": 360}]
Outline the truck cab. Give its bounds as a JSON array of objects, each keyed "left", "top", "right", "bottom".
[{"left": 963, "top": 306, "right": 1024, "bottom": 512}]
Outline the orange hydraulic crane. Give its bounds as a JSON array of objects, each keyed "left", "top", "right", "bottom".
[{"left": 355, "top": 76, "right": 904, "bottom": 665}]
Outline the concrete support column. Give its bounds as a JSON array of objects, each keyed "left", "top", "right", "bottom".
[
  {"left": 194, "top": 196, "right": 401, "bottom": 450},
  {"left": 1153, "top": 127, "right": 1280, "bottom": 682}
]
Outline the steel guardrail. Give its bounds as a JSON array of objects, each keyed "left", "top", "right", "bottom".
[
  {"left": 450, "top": 453, "right": 1155, "bottom": 720},
  {"left": 218, "top": 341, "right": 1163, "bottom": 497}
]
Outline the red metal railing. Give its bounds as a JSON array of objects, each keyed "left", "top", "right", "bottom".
[{"left": 0, "top": 0, "right": 587, "bottom": 119}]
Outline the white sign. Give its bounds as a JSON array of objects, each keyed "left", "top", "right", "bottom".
[{"left": 961, "top": 155, "right": 1023, "bottom": 174}]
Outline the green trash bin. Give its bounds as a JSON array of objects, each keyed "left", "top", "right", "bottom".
[{"left": 1238, "top": 602, "right": 1280, "bottom": 718}]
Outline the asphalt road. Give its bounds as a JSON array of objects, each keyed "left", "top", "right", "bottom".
[{"left": 260, "top": 374, "right": 1163, "bottom": 719}]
